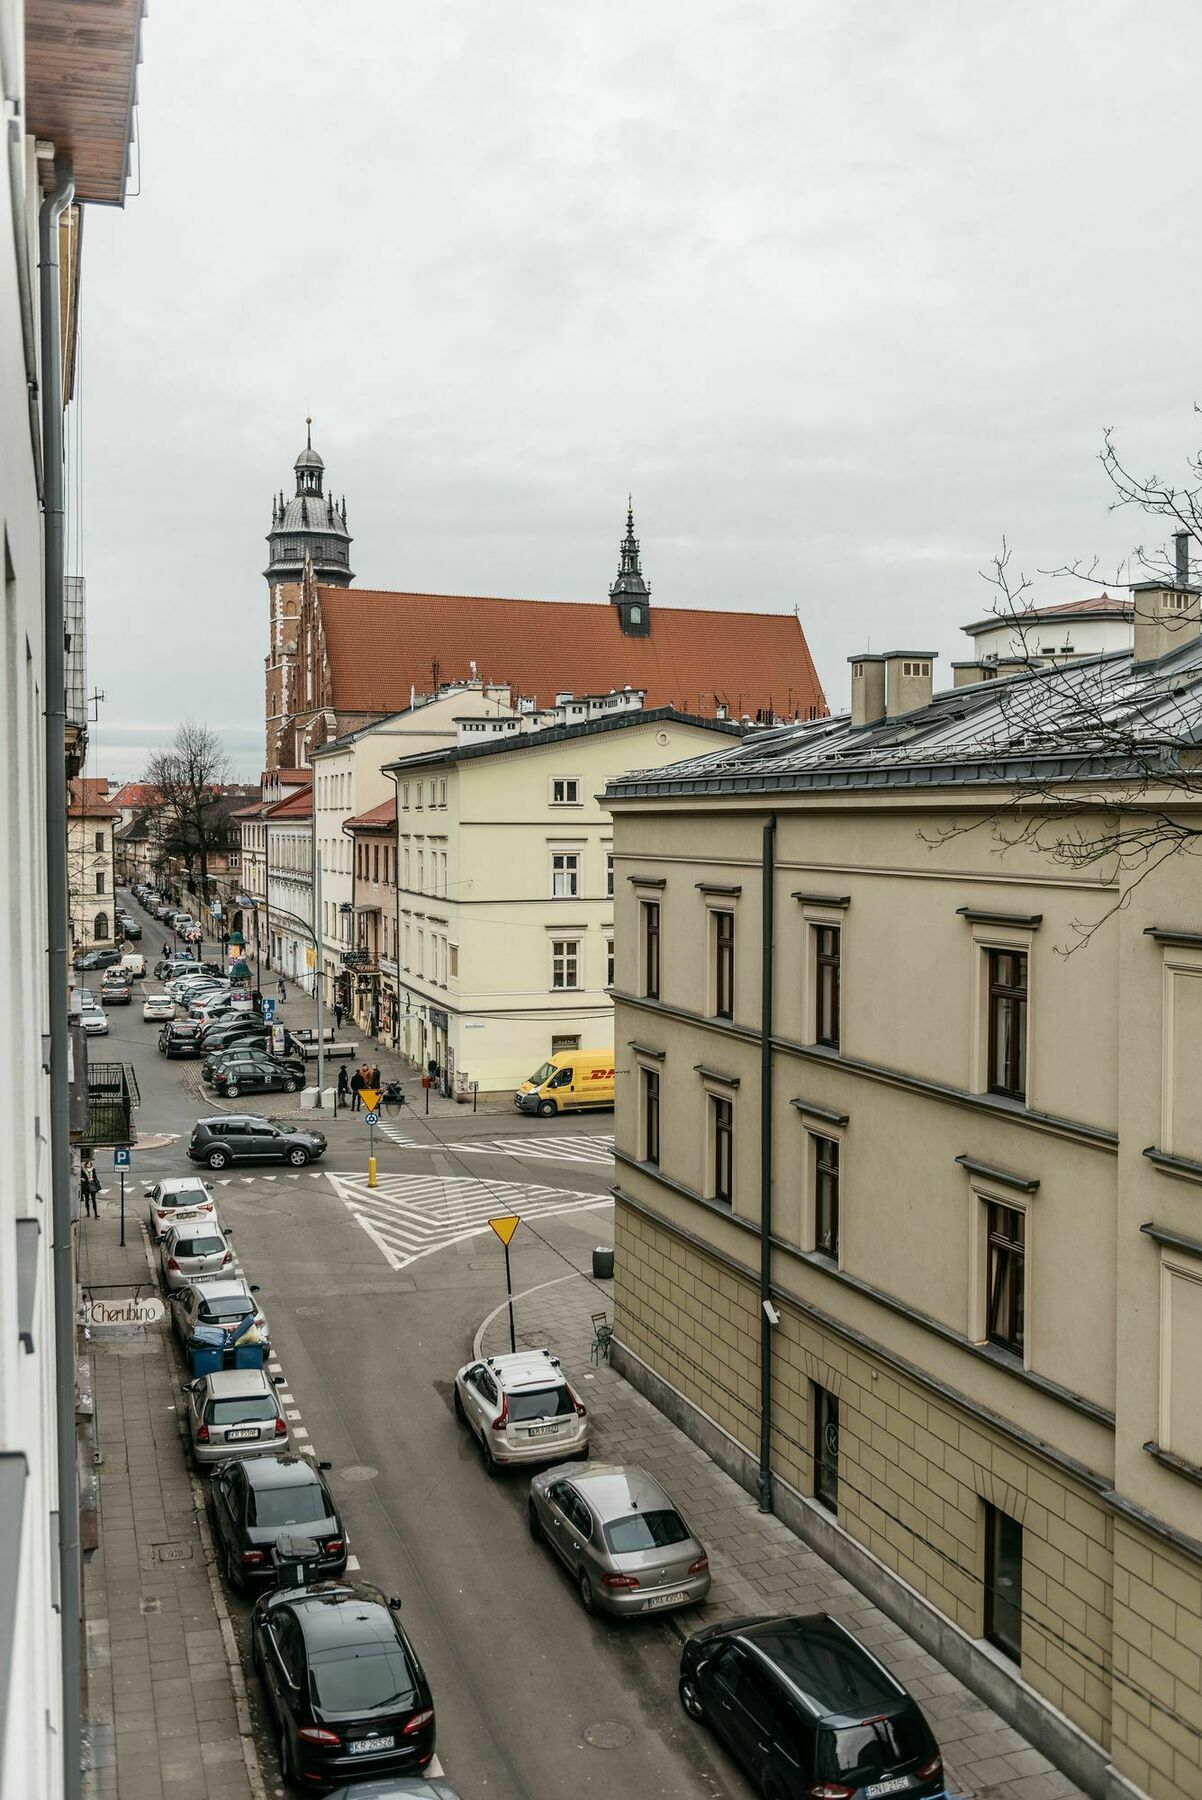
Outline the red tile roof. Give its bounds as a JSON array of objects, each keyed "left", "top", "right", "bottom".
[
  {"left": 344, "top": 797, "right": 397, "bottom": 832},
  {"left": 68, "top": 778, "right": 120, "bottom": 819},
  {"left": 108, "top": 781, "right": 162, "bottom": 808},
  {"left": 316, "top": 587, "right": 826, "bottom": 721},
  {"left": 1037, "top": 592, "right": 1132, "bottom": 618},
  {"left": 263, "top": 785, "right": 313, "bottom": 820}
]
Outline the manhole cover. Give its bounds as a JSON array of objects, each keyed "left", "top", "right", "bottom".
[
  {"left": 337, "top": 1464, "right": 378, "bottom": 1483},
  {"left": 154, "top": 1543, "right": 193, "bottom": 1563},
  {"left": 583, "top": 1722, "right": 632, "bottom": 1749},
  {"left": 295, "top": 1305, "right": 325, "bottom": 1317}
]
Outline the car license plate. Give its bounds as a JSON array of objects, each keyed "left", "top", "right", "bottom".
[
  {"left": 225, "top": 1428, "right": 260, "bottom": 1441},
  {"left": 348, "top": 1735, "right": 395, "bottom": 1755},
  {"left": 527, "top": 1424, "right": 560, "bottom": 1438},
  {"left": 645, "top": 1589, "right": 687, "bottom": 1610},
  {"left": 866, "top": 1781, "right": 909, "bottom": 1797}
]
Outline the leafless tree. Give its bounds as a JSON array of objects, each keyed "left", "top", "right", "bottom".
[
  {"left": 920, "top": 430, "right": 1202, "bottom": 954},
  {"left": 144, "top": 721, "right": 233, "bottom": 907}
]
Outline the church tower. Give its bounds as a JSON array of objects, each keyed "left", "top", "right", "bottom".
[
  {"left": 264, "top": 422, "right": 354, "bottom": 770},
  {"left": 609, "top": 498, "right": 651, "bottom": 636}
]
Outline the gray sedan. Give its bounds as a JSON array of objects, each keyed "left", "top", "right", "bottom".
[
  {"left": 527, "top": 1464, "right": 711, "bottom": 1617},
  {"left": 179, "top": 1368, "right": 289, "bottom": 1466}
]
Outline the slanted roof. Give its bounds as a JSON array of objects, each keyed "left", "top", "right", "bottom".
[
  {"left": 263, "top": 786, "right": 313, "bottom": 821},
  {"left": 963, "top": 593, "right": 1133, "bottom": 637},
  {"left": 344, "top": 798, "right": 397, "bottom": 832},
  {"left": 387, "top": 704, "right": 741, "bottom": 775},
  {"left": 68, "top": 778, "right": 119, "bottom": 819},
  {"left": 108, "top": 781, "right": 162, "bottom": 808},
  {"left": 316, "top": 585, "right": 826, "bottom": 722}
]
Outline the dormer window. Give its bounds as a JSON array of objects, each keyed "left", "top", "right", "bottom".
[{"left": 629, "top": 606, "right": 641, "bottom": 625}]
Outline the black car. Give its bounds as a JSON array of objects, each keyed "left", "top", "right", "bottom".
[
  {"left": 678, "top": 1614, "right": 945, "bottom": 1800},
  {"left": 120, "top": 920, "right": 142, "bottom": 940},
  {"left": 74, "top": 948, "right": 122, "bottom": 971},
  {"left": 201, "top": 1017, "right": 270, "bottom": 1046},
  {"left": 160, "top": 1021, "right": 205, "bottom": 1057},
  {"left": 207, "top": 1454, "right": 347, "bottom": 1591},
  {"left": 210, "top": 1053, "right": 306, "bottom": 1098},
  {"left": 251, "top": 1580, "right": 435, "bottom": 1791},
  {"left": 188, "top": 1116, "right": 327, "bottom": 1170}
]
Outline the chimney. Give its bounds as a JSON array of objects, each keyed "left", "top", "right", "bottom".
[
  {"left": 883, "top": 651, "right": 937, "bottom": 717},
  {"left": 1131, "top": 579, "right": 1200, "bottom": 666},
  {"left": 848, "top": 654, "right": 886, "bottom": 727},
  {"left": 1175, "top": 529, "right": 1191, "bottom": 589}
]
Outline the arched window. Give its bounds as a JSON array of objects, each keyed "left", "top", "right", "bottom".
[{"left": 94, "top": 912, "right": 109, "bottom": 941}]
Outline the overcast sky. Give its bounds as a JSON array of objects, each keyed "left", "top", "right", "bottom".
[{"left": 79, "top": 0, "right": 1201, "bottom": 781}]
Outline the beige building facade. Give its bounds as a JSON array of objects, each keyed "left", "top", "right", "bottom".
[
  {"left": 67, "top": 779, "right": 118, "bottom": 952},
  {"left": 607, "top": 633, "right": 1202, "bottom": 1800}
]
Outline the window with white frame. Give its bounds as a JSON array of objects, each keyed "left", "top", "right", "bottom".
[
  {"left": 402, "top": 782, "right": 410, "bottom": 809},
  {"left": 551, "top": 777, "right": 582, "bottom": 806},
  {"left": 551, "top": 938, "right": 581, "bottom": 989},
  {"left": 606, "top": 937, "right": 615, "bottom": 988},
  {"left": 605, "top": 849, "right": 614, "bottom": 898},
  {"left": 550, "top": 851, "right": 580, "bottom": 897}
]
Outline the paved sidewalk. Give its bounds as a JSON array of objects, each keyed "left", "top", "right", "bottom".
[
  {"left": 480, "top": 1275, "right": 1084, "bottom": 1800},
  {"left": 77, "top": 1194, "right": 262, "bottom": 1800}
]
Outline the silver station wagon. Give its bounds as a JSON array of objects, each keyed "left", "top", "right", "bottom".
[{"left": 527, "top": 1464, "right": 711, "bottom": 1617}]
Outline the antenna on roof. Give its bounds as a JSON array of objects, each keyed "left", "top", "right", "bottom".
[{"left": 305, "top": 414, "right": 313, "bottom": 449}]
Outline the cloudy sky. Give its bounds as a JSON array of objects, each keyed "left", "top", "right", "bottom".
[{"left": 79, "top": 0, "right": 1200, "bottom": 780}]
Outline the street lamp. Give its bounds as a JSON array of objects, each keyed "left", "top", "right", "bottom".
[{"left": 233, "top": 894, "right": 261, "bottom": 994}]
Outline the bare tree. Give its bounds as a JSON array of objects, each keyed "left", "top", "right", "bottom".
[
  {"left": 919, "top": 431, "right": 1202, "bottom": 954},
  {"left": 144, "top": 721, "right": 233, "bottom": 907}
]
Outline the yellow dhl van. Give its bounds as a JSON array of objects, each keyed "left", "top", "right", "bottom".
[{"left": 515, "top": 1051, "right": 615, "bottom": 1116}]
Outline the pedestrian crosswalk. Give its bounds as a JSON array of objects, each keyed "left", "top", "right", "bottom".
[
  {"left": 325, "top": 1168, "right": 612, "bottom": 1271},
  {"left": 375, "top": 1122, "right": 614, "bottom": 1167}
]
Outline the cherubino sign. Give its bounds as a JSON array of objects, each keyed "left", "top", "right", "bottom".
[{"left": 84, "top": 1294, "right": 166, "bottom": 1327}]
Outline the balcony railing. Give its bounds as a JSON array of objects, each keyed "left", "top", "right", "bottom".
[{"left": 76, "top": 1061, "right": 140, "bottom": 1148}]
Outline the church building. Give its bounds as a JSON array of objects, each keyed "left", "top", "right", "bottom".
[{"left": 263, "top": 428, "right": 826, "bottom": 771}]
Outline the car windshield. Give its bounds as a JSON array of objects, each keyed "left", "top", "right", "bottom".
[
  {"left": 198, "top": 1295, "right": 252, "bottom": 1322},
  {"left": 249, "top": 1481, "right": 327, "bottom": 1527},
  {"left": 603, "top": 1509, "right": 690, "bottom": 1554},
  {"left": 207, "top": 1397, "right": 275, "bottom": 1424},
  {"left": 527, "top": 1062, "right": 556, "bottom": 1086},
  {"left": 508, "top": 1385, "right": 575, "bottom": 1422},
  {"left": 174, "top": 1237, "right": 223, "bottom": 1258},
  {"left": 309, "top": 1647, "right": 415, "bottom": 1716},
  {"left": 819, "top": 1714, "right": 935, "bottom": 1782}
]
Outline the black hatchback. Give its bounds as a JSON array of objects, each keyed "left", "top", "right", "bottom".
[
  {"left": 679, "top": 1613, "right": 946, "bottom": 1799},
  {"left": 160, "top": 1020, "right": 205, "bottom": 1057},
  {"left": 251, "top": 1580, "right": 435, "bottom": 1791}
]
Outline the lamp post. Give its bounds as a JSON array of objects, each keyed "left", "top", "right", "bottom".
[{"left": 233, "top": 895, "right": 260, "bottom": 994}]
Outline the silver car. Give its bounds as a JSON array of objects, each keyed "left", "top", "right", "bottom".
[
  {"left": 146, "top": 1176, "right": 216, "bottom": 1241},
  {"left": 527, "top": 1464, "right": 711, "bottom": 1617},
  {"left": 170, "top": 1278, "right": 269, "bottom": 1357},
  {"left": 453, "top": 1347, "right": 589, "bottom": 1473},
  {"left": 180, "top": 1368, "right": 289, "bottom": 1465},
  {"left": 159, "top": 1219, "right": 234, "bottom": 1291}
]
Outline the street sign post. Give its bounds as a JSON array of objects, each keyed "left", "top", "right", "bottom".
[
  {"left": 360, "top": 1090, "right": 381, "bottom": 1187},
  {"left": 113, "top": 1147, "right": 130, "bottom": 1245},
  {"left": 262, "top": 997, "right": 276, "bottom": 1023},
  {"left": 488, "top": 1215, "right": 522, "bottom": 1353}
]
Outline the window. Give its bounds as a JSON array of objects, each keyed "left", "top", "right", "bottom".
[
  {"left": 642, "top": 901, "right": 660, "bottom": 999},
  {"left": 901, "top": 659, "right": 931, "bottom": 677},
  {"left": 95, "top": 869, "right": 106, "bottom": 894},
  {"left": 606, "top": 937, "right": 615, "bottom": 988},
  {"left": 551, "top": 851, "right": 580, "bottom": 898},
  {"left": 814, "top": 925, "right": 840, "bottom": 1047},
  {"left": 417, "top": 850, "right": 424, "bottom": 891},
  {"left": 814, "top": 1136, "right": 840, "bottom": 1259},
  {"left": 551, "top": 939, "right": 580, "bottom": 989},
  {"left": 93, "top": 911, "right": 109, "bottom": 941},
  {"left": 403, "top": 848, "right": 410, "bottom": 888},
  {"left": 439, "top": 778, "right": 447, "bottom": 807},
  {"left": 644, "top": 1068, "right": 660, "bottom": 1165},
  {"left": 713, "top": 911, "right": 734, "bottom": 1018},
  {"left": 551, "top": 1033, "right": 580, "bottom": 1053},
  {"left": 416, "top": 784, "right": 423, "bottom": 809},
  {"left": 417, "top": 929, "right": 424, "bottom": 976},
  {"left": 372, "top": 844, "right": 379, "bottom": 882},
  {"left": 984, "top": 1504, "right": 1023, "bottom": 1663},
  {"left": 402, "top": 782, "right": 409, "bottom": 809},
  {"left": 813, "top": 1383, "right": 839, "bottom": 1513},
  {"left": 449, "top": 944, "right": 458, "bottom": 978},
  {"left": 605, "top": 851, "right": 614, "bottom": 897},
  {"left": 711, "top": 1095, "right": 733, "bottom": 1204},
  {"left": 988, "top": 949, "right": 1028, "bottom": 1100},
  {"left": 986, "top": 1201, "right": 1025, "bottom": 1356},
  {"left": 552, "top": 777, "right": 581, "bottom": 805},
  {"left": 94, "top": 831, "right": 104, "bottom": 852}
]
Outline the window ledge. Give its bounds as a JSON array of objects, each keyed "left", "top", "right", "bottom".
[
  {"left": 790, "top": 1097, "right": 849, "bottom": 1128},
  {"left": 1140, "top": 1220, "right": 1202, "bottom": 1257},
  {"left": 1144, "top": 926, "right": 1202, "bottom": 949},
  {"left": 792, "top": 891, "right": 851, "bottom": 909},
  {"left": 955, "top": 1155, "right": 1040, "bottom": 1194},
  {"left": 1144, "top": 1441, "right": 1202, "bottom": 1488},
  {"left": 957, "top": 906, "right": 1043, "bottom": 929},
  {"left": 1143, "top": 1146, "right": 1202, "bottom": 1185},
  {"left": 693, "top": 1063, "right": 741, "bottom": 1090}
]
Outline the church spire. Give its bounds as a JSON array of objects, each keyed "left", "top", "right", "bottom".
[{"left": 609, "top": 496, "right": 651, "bottom": 635}]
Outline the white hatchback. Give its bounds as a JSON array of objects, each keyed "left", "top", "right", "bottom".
[
  {"left": 453, "top": 1347, "right": 590, "bottom": 1476},
  {"left": 146, "top": 1176, "right": 216, "bottom": 1242},
  {"left": 143, "top": 992, "right": 176, "bottom": 1022}
]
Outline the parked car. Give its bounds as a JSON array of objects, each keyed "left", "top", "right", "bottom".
[
  {"left": 78, "top": 1000, "right": 109, "bottom": 1036},
  {"left": 528, "top": 1465, "right": 710, "bottom": 1617},
  {"left": 143, "top": 992, "right": 176, "bottom": 1022},
  {"left": 154, "top": 904, "right": 173, "bottom": 921},
  {"left": 73, "top": 947, "right": 122, "bottom": 971},
  {"left": 678, "top": 1613, "right": 946, "bottom": 1800},
  {"left": 121, "top": 919, "right": 142, "bottom": 940},
  {"left": 180, "top": 1368, "right": 288, "bottom": 1466},
  {"left": 206, "top": 1452, "right": 344, "bottom": 1591},
  {"left": 209, "top": 1053, "right": 306, "bottom": 1098},
  {"left": 250, "top": 1580, "right": 435, "bottom": 1790},
  {"left": 171, "top": 1277, "right": 269, "bottom": 1357},
  {"left": 159, "top": 1219, "right": 235, "bottom": 1290},
  {"left": 452, "top": 1346, "right": 589, "bottom": 1475},
  {"left": 159, "top": 1021, "right": 205, "bottom": 1058},
  {"left": 154, "top": 954, "right": 196, "bottom": 979},
  {"left": 145, "top": 1176, "right": 216, "bottom": 1241},
  {"left": 188, "top": 1116, "right": 327, "bottom": 1170},
  {"left": 326, "top": 1783, "right": 462, "bottom": 1800},
  {"left": 200, "top": 1021, "right": 271, "bottom": 1053}
]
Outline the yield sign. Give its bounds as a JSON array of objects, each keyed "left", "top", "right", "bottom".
[
  {"left": 488, "top": 1214, "right": 521, "bottom": 1247},
  {"left": 359, "top": 1088, "right": 380, "bottom": 1112}
]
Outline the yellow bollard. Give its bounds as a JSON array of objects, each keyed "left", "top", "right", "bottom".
[{"left": 368, "top": 1155, "right": 377, "bottom": 1189}]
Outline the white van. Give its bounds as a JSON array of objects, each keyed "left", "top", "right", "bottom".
[{"left": 119, "top": 952, "right": 145, "bottom": 977}]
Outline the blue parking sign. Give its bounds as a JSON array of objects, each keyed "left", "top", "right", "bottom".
[
  {"left": 113, "top": 1147, "right": 131, "bottom": 1169},
  {"left": 262, "top": 997, "right": 276, "bottom": 1022}
]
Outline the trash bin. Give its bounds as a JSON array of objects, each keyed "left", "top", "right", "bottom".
[
  {"left": 592, "top": 1245, "right": 615, "bottom": 1280},
  {"left": 272, "top": 1534, "right": 323, "bottom": 1591},
  {"left": 188, "top": 1324, "right": 225, "bottom": 1378},
  {"left": 229, "top": 1315, "right": 265, "bottom": 1368}
]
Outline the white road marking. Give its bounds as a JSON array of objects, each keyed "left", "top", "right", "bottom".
[
  {"left": 286, "top": 1410, "right": 302, "bottom": 1420},
  {"left": 376, "top": 1122, "right": 614, "bottom": 1166},
  {"left": 326, "top": 1169, "right": 613, "bottom": 1271},
  {"left": 292, "top": 1426, "right": 310, "bottom": 1440},
  {"left": 346, "top": 1554, "right": 361, "bottom": 1572}
]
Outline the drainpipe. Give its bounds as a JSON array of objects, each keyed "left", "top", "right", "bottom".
[
  {"left": 4, "top": 92, "right": 43, "bottom": 497},
  {"left": 757, "top": 813, "right": 776, "bottom": 1514},
  {"left": 41, "top": 153, "right": 81, "bottom": 1800}
]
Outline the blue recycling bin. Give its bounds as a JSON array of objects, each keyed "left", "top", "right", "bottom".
[
  {"left": 233, "top": 1342, "right": 265, "bottom": 1369},
  {"left": 189, "top": 1324, "right": 225, "bottom": 1378}
]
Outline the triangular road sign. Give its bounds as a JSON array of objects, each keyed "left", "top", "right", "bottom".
[
  {"left": 488, "top": 1214, "right": 521, "bottom": 1247},
  {"left": 360, "top": 1088, "right": 380, "bottom": 1112}
]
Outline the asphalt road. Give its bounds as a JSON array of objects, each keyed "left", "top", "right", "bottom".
[{"left": 98, "top": 910, "right": 755, "bottom": 1800}]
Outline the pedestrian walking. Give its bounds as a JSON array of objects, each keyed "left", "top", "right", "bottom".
[
  {"left": 277, "top": 976, "right": 286, "bottom": 1002},
  {"left": 80, "top": 1156, "right": 100, "bottom": 1219},
  {"left": 334, "top": 1001, "right": 344, "bottom": 1031},
  {"left": 350, "top": 1067, "right": 364, "bottom": 1112},
  {"left": 162, "top": 941, "right": 170, "bottom": 957},
  {"left": 337, "top": 1065, "right": 350, "bottom": 1111}
]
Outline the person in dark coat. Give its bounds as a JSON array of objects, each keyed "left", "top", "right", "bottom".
[
  {"left": 350, "top": 1067, "right": 364, "bottom": 1112},
  {"left": 370, "top": 1065, "right": 381, "bottom": 1090},
  {"left": 80, "top": 1156, "right": 100, "bottom": 1218},
  {"left": 337, "top": 1065, "right": 350, "bottom": 1110},
  {"left": 334, "top": 1001, "right": 344, "bottom": 1031}
]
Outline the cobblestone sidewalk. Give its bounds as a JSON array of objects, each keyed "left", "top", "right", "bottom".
[
  {"left": 78, "top": 1196, "right": 262, "bottom": 1800},
  {"left": 480, "top": 1272, "right": 1084, "bottom": 1800}
]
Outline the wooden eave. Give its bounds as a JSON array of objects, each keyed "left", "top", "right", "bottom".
[{"left": 25, "top": 0, "right": 146, "bottom": 207}]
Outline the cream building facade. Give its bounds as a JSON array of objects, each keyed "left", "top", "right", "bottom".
[
  {"left": 607, "top": 622, "right": 1202, "bottom": 1800},
  {"left": 385, "top": 696, "right": 740, "bottom": 1095},
  {"left": 67, "top": 779, "right": 118, "bottom": 952}
]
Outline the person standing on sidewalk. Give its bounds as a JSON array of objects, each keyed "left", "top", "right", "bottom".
[
  {"left": 350, "top": 1067, "right": 364, "bottom": 1112},
  {"left": 334, "top": 1000, "right": 344, "bottom": 1031},
  {"left": 370, "top": 1063, "right": 381, "bottom": 1091},
  {"left": 80, "top": 1156, "right": 100, "bottom": 1218},
  {"left": 336, "top": 1065, "right": 350, "bottom": 1111},
  {"left": 277, "top": 976, "right": 286, "bottom": 1003}
]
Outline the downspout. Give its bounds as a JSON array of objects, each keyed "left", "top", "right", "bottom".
[
  {"left": 757, "top": 813, "right": 776, "bottom": 1514},
  {"left": 391, "top": 770, "right": 402, "bottom": 1049},
  {"left": 4, "top": 83, "right": 44, "bottom": 497},
  {"left": 41, "top": 153, "right": 81, "bottom": 1800}
]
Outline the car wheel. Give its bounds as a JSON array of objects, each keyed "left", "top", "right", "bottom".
[
  {"left": 578, "top": 1569, "right": 596, "bottom": 1614},
  {"left": 287, "top": 1148, "right": 308, "bottom": 1167},
  {"left": 536, "top": 1099, "right": 556, "bottom": 1118},
  {"left": 679, "top": 1676, "right": 706, "bottom": 1723},
  {"left": 206, "top": 1149, "right": 229, "bottom": 1170},
  {"left": 480, "top": 1432, "right": 499, "bottom": 1478},
  {"left": 282, "top": 1079, "right": 297, "bottom": 1094},
  {"left": 225, "top": 1084, "right": 240, "bottom": 1099},
  {"left": 453, "top": 1385, "right": 466, "bottom": 1424},
  {"left": 528, "top": 1498, "right": 543, "bottom": 1543}
]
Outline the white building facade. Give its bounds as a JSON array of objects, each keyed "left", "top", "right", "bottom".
[{"left": 265, "top": 786, "right": 315, "bottom": 989}]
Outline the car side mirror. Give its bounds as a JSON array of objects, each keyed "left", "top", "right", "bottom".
[
  {"left": 317, "top": 1460, "right": 333, "bottom": 1472},
  {"left": 388, "top": 1596, "right": 403, "bottom": 1610},
  {"left": 179, "top": 1380, "right": 195, "bottom": 1394},
  {"left": 272, "top": 1375, "right": 286, "bottom": 1386},
  {"left": 249, "top": 1284, "right": 260, "bottom": 1294}
]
